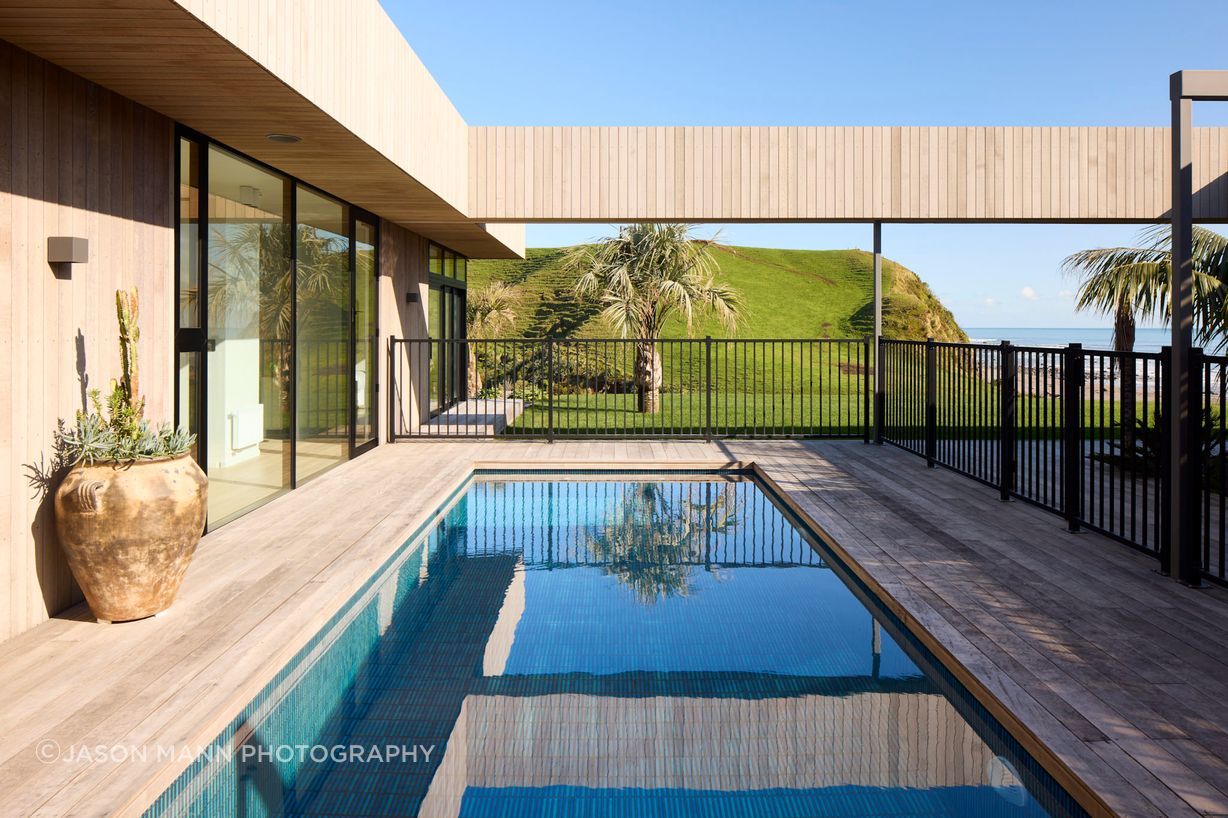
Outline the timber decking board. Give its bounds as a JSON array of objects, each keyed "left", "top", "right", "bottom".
[{"left": 0, "top": 440, "right": 1224, "bottom": 817}]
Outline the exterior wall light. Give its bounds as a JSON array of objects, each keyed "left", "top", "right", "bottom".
[{"left": 47, "top": 236, "right": 88, "bottom": 264}]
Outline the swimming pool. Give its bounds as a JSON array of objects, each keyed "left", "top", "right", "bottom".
[{"left": 147, "top": 472, "right": 1088, "bottom": 817}]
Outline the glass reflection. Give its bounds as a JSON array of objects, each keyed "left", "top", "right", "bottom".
[
  {"left": 295, "top": 188, "right": 351, "bottom": 483},
  {"left": 354, "top": 220, "right": 377, "bottom": 447},
  {"left": 204, "top": 146, "right": 292, "bottom": 525},
  {"left": 178, "top": 137, "right": 201, "bottom": 329}
]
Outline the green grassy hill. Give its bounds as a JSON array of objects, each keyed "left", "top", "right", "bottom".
[{"left": 468, "top": 244, "right": 966, "bottom": 342}]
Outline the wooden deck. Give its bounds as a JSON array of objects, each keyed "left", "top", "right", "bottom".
[{"left": 0, "top": 440, "right": 1225, "bottom": 817}]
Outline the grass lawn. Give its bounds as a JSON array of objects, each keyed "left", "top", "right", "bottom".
[
  {"left": 506, "top": 392, "right": 869, "bottom": 438},
  {"left": 468, "top": 244, "right": 966, "bottom": 343}
]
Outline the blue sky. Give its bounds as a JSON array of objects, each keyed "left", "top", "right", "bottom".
[{"left": 382, "top": 0, "right": 1228, "bottom": 328}]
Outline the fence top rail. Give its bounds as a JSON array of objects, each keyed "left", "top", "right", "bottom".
[
  {"left": 881, "top": 338, "right": 1166, "bottom": 361},
  {"left": 1202, "top": 351, "right": 1228, "bottom": 365},
  {"left": 1081, "top": 347, "right": 1165, "bottom": 362},
  {"left": 392, "top": 336, "right": 869, "bottom": 344}
]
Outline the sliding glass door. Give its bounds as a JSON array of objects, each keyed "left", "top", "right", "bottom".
[
  {"left": 175, "top": 131, "right": 380, "bottom": 529},
  {"left": 204, "top": 144, "right": 293, "bottom": 526},
  {"left": 295, "top": 187, "right": 351, "bottom": 484}
]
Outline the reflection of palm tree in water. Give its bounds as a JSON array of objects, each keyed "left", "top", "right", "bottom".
[{"left": 585, "top": 482, "right": 741, "bottom": 603}]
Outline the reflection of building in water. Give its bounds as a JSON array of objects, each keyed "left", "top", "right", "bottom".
[{"left": 419, "top": 691, "right": 1001, "bottom": 817}]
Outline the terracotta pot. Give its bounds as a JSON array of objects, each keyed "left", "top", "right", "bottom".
[{"left": 54, "top": 454, "right": 207, "bottom": 622}]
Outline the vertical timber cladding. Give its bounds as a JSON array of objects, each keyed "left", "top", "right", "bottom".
[
  {"left": 0, "top": 41, "right": 175, "bottom": 640},
  {"left": 468, "top": 126, "right": 1228, "bottom": 222},
  {"left": 377, "top": 220, "right": 430, "bottom": 442}
]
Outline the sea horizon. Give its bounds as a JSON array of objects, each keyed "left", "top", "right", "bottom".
[{"left": 963, "top": 326, "right": 1174, "bottom": 353}]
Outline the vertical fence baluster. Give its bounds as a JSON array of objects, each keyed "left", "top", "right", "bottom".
[
  {"left": 705, "top": 336, "right": 713, "bottom": 442},
  {"left": 863, "top": 336, "right": 871, "bottom": 443},
  {"left": 546, "top": 338, "right": 555, "bottom": 443}
]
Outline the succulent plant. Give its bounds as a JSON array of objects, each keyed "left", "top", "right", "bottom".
[{"left": 58, "top": 289, "right": 194, "bottom": 467}]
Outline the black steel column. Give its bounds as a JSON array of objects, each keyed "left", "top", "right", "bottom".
[
  {"left": 1170, "top": 80, "right": 1200, "bottom": 585},
  {"left": 873, "top": 222, "right": 884, "bottom": 444}
]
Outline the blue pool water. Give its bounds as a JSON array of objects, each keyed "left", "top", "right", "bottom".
[{"left": 148, "top": 474, "right": 1087, "bottom": 818}]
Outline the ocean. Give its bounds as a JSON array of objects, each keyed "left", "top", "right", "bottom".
[{"left": 964, "top": 327, "right": 1175, "bottom": 353}]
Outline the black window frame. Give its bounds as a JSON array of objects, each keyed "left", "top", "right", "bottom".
[{"left": 173, "top": 125, "right": 381, "bottom": 529}]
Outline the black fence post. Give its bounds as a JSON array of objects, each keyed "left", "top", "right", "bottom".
[
  {"left": 546, "top": 338, "right": 555, "bottom": 443},
  {"left": 874, "top": 337, "right": 885, "bottom": 445},
  {"left": 1000, "top": 340, "right": 1016, "bottom": 502},
  {"left": 925, "top": 337, "right": 937, "bottom": 468},
  {"left": 387, "top": 337, "right": 396, "bottom": 442},
  {"left": 863, "top": 335, "right": 872, "bottom": 443},
  {"left": 704, "top": 336, "right": 713, "bottom": 442},
  {"left": 1159, "top": 345, "right": 1172, "bottom": 573},
  {"left": 1063, "top": 342, "right": 1083, "bottom": 531},
  {"left": 1185, "top": 346, "right": 1206, "bottom": 583}
]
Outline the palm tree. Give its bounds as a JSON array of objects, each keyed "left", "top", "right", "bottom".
[
  {"left": 564, "top": 224, "right": 742, "bottom": 412},
  {"left": 1063, "top": 224, "right": 1228, "bottom": 448},
  {"left": 1062, "top": 224, "right": 1228, "bottom": 354},
  {"left": 465, "top": 282, "right": 520, "bottom": 396}
]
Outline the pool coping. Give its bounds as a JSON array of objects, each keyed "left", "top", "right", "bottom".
[{"left": 748, "top": 463, "right": 1115, "bottom": 818}]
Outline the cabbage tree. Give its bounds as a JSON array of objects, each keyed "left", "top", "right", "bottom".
[{"left": 564, "top": 224, "right": 741, "bottom": 413}]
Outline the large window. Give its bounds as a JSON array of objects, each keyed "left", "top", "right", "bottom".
[
  {"left": 175, "top": 132, "right": 379, "bottom": 529},
  {"left": 205, "top": 145, "right": 293, "bottom": 526},
  {"left": 428, "top": 242, "right": 468, "bottom": 414}
]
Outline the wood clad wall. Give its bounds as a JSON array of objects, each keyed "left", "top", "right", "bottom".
[
  {"left": 0, "top": 42, "right": 174, "bottom": 641},
  {"left": 377, "top": 220, "right": 429, "bottom": 442},
  {"left": 170, "top": 0, "right": 470, "bottom": 215},
  {"left": 469, "top": 126, "right": 1228, "bottom": 223}
]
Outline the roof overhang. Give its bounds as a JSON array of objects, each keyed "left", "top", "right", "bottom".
[{"left": 0, "top": 0, "right": 524, "bottom": 258}]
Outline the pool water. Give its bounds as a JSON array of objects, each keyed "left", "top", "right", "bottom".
[{"left": 148, "top": 474, "right": 1087, "bottom": 818}]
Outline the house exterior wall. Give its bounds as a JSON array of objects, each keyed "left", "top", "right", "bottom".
[
  {"left": 0, "top": 41, "right": 175, "bottom": 640},
  {"left": 0, "top": 42, "right": 444, "bottom": 642},
  {"left": 378, "top": 219, "right": 430, "bottom": 442}
]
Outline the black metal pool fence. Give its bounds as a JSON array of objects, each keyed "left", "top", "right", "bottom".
[
  {"left": 390, "top": 337, "right": 872, "bottom": 440},
  {"left": 879, "top": 338, "right": 1226, "bottom": 586},
  {"left": 388, "top": 336, "right": 1227, "bottom": 584}
]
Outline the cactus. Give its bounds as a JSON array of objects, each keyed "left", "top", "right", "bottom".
[
  {"left": 115, "top": 288, "right": 141, "bottom": 417},
  {"left": 28, "top": 287, "right": 194, "bottom": 491}
]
